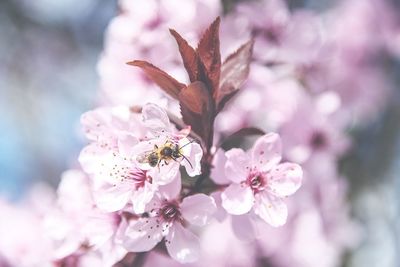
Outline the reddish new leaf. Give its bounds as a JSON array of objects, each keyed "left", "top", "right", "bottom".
[
  {"left": 179, "top": 82, "right": 213, "bottom": 148},
  {"left": 127, "top": 60, "right": 185, "bottom": 100},
  {"left": 169, "top": 29, "right": 199, "bottom": 82},
  {"left": 217, "top": 40, "right": 254, "bottom": 110},
  {"left": 197, "top": 17, "right": 221, "bottom": 94},
  {"left": 180, "top": 104, "right": 206, "bottom": 141},
  {"left": 178, "top": 81, "right": 211, "bottom": 114},
  {"left": 216, "top": 90, "right": 239, "bottom": 113},
  {"left": 179, "top": 81, "right": 214, "bottom": 149}
]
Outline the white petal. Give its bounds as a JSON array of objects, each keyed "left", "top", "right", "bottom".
[
  {"left": 117, "top": 135, "right": 139, "bottom": 157},
  {"left": 93, "top": 182, "right": 131, "bottom": 212},
  {"left": 158, "top": 173, "right": 182, "bottom": 201},
  {"left": 254, "top": 192, "right": 288, "bottom": 227},
  {"left": 83, "top": 212, "right": 115, "bottom": 248},
  {"left": 131, "top": 182, "right": 157, "bottom": 214},
  {"left": 210, "top": 149, "right": 230, "bottom": 185},
  {"left": 166, "top": 224, "right": 200, "bottom": 263},
  {"left": 221, "top": 183, "right": 254, "bottom": 215},
  {"left": 123, "top": 217, "right": 164, "bottom": 252},
  {"left": 142, "top": 103, "right": 171, "bottom": 133},
  {"left": 179, "top": 138, "right": 203, "bottom": 177},
  {"left": 225, "top": 148, "right": 251, "bottom": 183},
  {"left": 157, "top": 160, "right": 180, "bottom": 184},
  {"left": 210, "top": 191, "right": 228, "bottom": 222},
  {"left": 251, "top": 133, "right": 282, "bottom": 172},
  {"left": 181, "top": 194, "right": 216, "bottom": 226},
  {"left": 268, "top": 163, "right": 303, "bottom": 197},
  {"left": 78, "top": 143, "right": 109, "bottom": 175}
]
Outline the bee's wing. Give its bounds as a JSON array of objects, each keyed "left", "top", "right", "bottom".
[{"left": 136, "top": 150, "right": 153, "bottom": 163}]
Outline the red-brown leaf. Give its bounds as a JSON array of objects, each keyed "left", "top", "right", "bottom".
[
  {"left": 216, "top": 90, "right": 239, "bottom": 113},
  {"left": 179, "top": 82, "right": 214, "bottom": 147},
  {"left": 197, "top": 17, "right": 221, "bottom": 94},
  {"left": 178, "top": 81, "right": 211, "bottom": 114},
  {"left": 169, "top": 29, "right": 199, "bottom": 82},
  {"left": 180, "top": 104, "right": 205, "bottom": 140},
  {"left": 217, "top": 39, "right": 254, "bottom": 110},
  {"left": 127, "top": 60, "right": 185, "bottom": 100}
]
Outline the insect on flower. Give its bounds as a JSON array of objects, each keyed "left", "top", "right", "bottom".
[{"left": 136, "top": 140, "right": 195, "bottom": 169}]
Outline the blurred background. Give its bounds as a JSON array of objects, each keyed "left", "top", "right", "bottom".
[
  {"left": 0, "top": 0, "right": 399, "bottom": 266},
  {"left": 0, "top": 0, "right": 116, "bottom": 196}
]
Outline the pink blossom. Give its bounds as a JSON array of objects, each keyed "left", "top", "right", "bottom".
[
  {"left": 221, "top": 133, "right": 302, "bottom": 226},
  {"left": 79, "top": 106, "right": 165, "bottom": 213},
  {"left": 80, "top": 143, "right": 161, "bottom": 213},
  {"left": 123, "top": 176, "right": 216, "bottom": 263},
  {"left": 79, "top": 106, "right": 145, "bottom": 176}
]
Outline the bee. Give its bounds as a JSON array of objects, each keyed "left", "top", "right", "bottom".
[
  {"left": 136, "top": 140, "right": 194, "bottom": 169},
  {"left": 136, "top": 150, "right": 160, "bottom": 167}
]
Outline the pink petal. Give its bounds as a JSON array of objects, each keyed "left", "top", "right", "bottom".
[
  {"left": 231, "top": 214, "right": 256, "bottom": 241},
  {"left": 80, "top": 108, "right": 110, "bottom": 141},
  {"left": 157, "top": 161, "right": 180, "bottom": 184},
  {"left": 251, "top": 133, "right": 282, "bottom": 172},
  {"left": 131, "top": 182, "right": 157, "bottom": 214},
  {"left": 78, "top": 144, "right": 109, "bottom": 175},
  {"left": 221, "top": 183, "right": 254, "bottom": 215},
  {"left": 253, "top": 192, "right": 288, "bottom": 227},
  {"left": 179, "top": 139, "right": 203, "bottom": 177},
  {"left": 123, "top": 217, "right": 164, "bottom": 252},
  {"left": 158, "top": 173, "right": 181, "bottom": 201},
  {"left": 225, "top": 148, "right": 251, "bottom": 183},
  {"left": 210, "top": 192, "right": 227, "bottom": 222},
  {"left": 181, "top": 194, "right": 216, "bottom": 226},
  {"left": 93, "top": 182, "right": 131, "bottom": 212},
  {"left": 117, "top": 135, "right": 139, "bottom": 157},
  {"left": 142, "top": 103, "right": 171, "bottom": 133},
  {"left": 210, "top": 149, "right": 230, "bottom": 185},
  {"left": 166, "top": 224, "right": 200, "bottom": 263},
  {"left": 268, "top": 163, "right": 303, "bottom": 197},
  {"left": 83, "top": 212, "right": 116, "bottom": 248}
]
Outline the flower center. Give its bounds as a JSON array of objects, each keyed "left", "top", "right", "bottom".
[
  {"left": 160, "top": 202, "right": 181, "bottom": 222},
  {"left": 310, "top": 130, "right": 327, "bottom": 150},
  {"left": 247, "top": 172, "right": 266, "bottom": 193},
  {"left": 127, "top": 168, "right": 151, "bottom": 189}
]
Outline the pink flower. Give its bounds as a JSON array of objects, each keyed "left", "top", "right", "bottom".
[
  {"left": 81, "top": 143, "right": 161, "bottom": 213},
  {"left": 123, "top": 177, "right": 216, "bottom": 263},
  {"left": 79, "top": 106, "right": 169, "bottom": 214},
  {"left": 221, "top": 133, "right": 303, "bottom": 226},
  {"left": 132, "top": 103, "right": 203, "bottom": 179}
]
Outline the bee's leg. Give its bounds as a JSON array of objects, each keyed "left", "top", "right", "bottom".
[
  {"left": 179, "top": 139, "right": 195, "bottom": 149},
  {"left": 178, "top": 153, "right": 193, "bottom": 169},
  {"left": 157, "top": 162, "right": 161, "bottom": 172}
]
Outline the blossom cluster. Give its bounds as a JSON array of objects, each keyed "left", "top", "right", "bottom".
[{"left": 0, "top": 0, "right": 398, "bottom": 266}]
